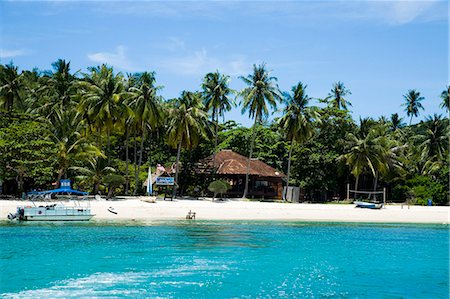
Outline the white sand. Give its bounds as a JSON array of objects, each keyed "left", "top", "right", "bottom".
[{"left": 1, "top": 198, "right": 448, "bottom": 224}]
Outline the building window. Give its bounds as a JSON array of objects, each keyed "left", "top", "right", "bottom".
[
  {"left": 254, "top": 180, "right": 277, "bottom": 193},
  {"left": 254, "top": 180, "right": 268, "bottom": 191}
]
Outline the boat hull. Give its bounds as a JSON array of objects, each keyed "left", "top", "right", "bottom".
[
  {"left": 24, "top": 215, "right": 94, "bottom": 221},
  {"left": 354, "top": 201, "right": 383, "bottom": 209},
  {"left": 16, "top": 206, "right": 94, "bottom": 221}
]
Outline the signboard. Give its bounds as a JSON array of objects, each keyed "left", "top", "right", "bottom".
[
  {"left": 60, "top": 179, "right": 71, "bottom": 188},
  {"left": 156, "top": 177, "right": 174, "bottom": 186}
]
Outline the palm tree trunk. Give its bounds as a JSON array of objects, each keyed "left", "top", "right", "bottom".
[
  {"left": 243, "top": 117, "right": 258, "bottom": 198},
  {"left": 107, "top": 127, "right": 111, "bottom": 165},
  {"left": 409, "top": 115, "right": 413, "bottom": 126},
  {"left": 125, "top": 125, "right": 130, "bottom": 195},
  {"left": 173, "top": 142, "right": 182, "bottom": 198},
  {"left": 56, "top": 168, "right": 64, "bottom": 187},
  {"left": 93, "top": 181, "right": 100, "bottom": 195},
  {"left": 355, "top": 175, "right": 359, "bottom": 193},
  {"left": 7, "top": 95, "right": 13, "bottom": 111},
  {"left": 372, "top": 171, "right": 378, "bottom": 201},
  {"left": 107, "top": 186, "right": 113, "bottom": 199},
  {"left": 147, "top": 132, "right": 153, "bottom": 195},
  {"left": 213, "top": 113, "right": 219, "bottom": 171},
  {"left": 17, "top": 173, "right": 24, "bottom": 197},
  {"left": 136, "top": 127, "right": 145, "bottom": 195},
  {"left": 97, "top": 126, "right": 101, "bottom": 149},
  {"left": 284, "top": 139, "right": 294, "bottom": 201},
  {"left": 133, "top": 124, "right": 138, "bottom": 195}
]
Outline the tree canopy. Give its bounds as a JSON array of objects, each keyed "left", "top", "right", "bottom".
[{"left": 0, "top": 60, "right": 447, "bottom": 205}]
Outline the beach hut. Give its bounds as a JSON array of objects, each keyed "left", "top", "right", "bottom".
[{"left": 195, "top": 150, "right": 285, "bottom": 199}]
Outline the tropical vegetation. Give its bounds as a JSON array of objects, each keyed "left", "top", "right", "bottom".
[{"left": 0, "top": 61, "right": 448, "bottom": 205}]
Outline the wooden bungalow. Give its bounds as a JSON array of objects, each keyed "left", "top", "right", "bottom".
[{"left": 195, "top": 150, "right": 285, "bottom": 199}]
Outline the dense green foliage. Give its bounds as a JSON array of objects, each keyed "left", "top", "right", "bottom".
[
  {"left": 208, "top": 180, "right": 231, "bottom": 200},
  {"left": 103, "top": 174, "right": 126, "bottom": 198},
  {"left": 0, "top": 114, "right": 57, "bottom": 193},
  {"left": 0, "top": 61, "right": 448, "bottom": 205}
]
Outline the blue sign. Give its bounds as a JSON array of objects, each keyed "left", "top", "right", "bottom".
[
  {"left": 156, "top": 177, "right": 175, "bottom": 186},
  {"left": 60, "top": 179, "right": 71, "bottom": 188}
]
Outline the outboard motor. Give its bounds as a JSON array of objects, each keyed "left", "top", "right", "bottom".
[
  {"left": 17, "top": 207, "right": 25, "bottom": 220},
  {"left": 8, "top": 207, "right": 25, "bottom": 221},
  {"left": 7, "top": 212, "right": 17, "bottom": 220}
]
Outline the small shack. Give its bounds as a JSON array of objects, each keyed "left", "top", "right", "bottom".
[{"left": 195, "top": 150, "right": 285, "bottom": 199}]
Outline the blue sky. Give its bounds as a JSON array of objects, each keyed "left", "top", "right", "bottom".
[{"left": 0, "top": 0, "right": 447, "bottom": 126}]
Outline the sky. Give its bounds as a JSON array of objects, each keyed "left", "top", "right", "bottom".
[{"left": 0, "top": 0, "right": 448, "bottom": 127}]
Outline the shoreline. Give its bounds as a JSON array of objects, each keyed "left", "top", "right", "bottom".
[{"left": 0, "top": 198, "right": 448, "bottom": 224}]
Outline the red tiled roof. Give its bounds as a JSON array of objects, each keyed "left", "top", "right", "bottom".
[{"left": 199, "top": 150, "right": 285, "bottom": 177}]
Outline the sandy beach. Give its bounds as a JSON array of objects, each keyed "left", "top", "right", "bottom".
[{"left": 0, "top": 198, "right": 448, "bottom": 224}]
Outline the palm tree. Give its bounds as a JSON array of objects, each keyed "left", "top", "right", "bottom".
[
  {"left": 373, "top": 123, "right": 403, "bottom": 194},
  {"left": 327, "top": 81, "right": 352, "bottom": 110},
  {"left": 341, "top": 123, "right": 391, "bottom": 193},
  {"left": 417, "top": 114, "right": 449, "bottom": 174},
  {"left": 21, "top": 68, "right": 43, "bottom": 113},
  {"left": 358, "top": 117, "right": 378, "bottom": 139},
  {"left": 390, "top": 113, "right": 405, "bottom": 132},
  {"left": 71, "top": 156, "right": 115, "bottom": 195},
  {"left": 0, "top": 62, "right": 23, "bottom": 111},
  {"left": 49, "top": 108, "right": 103, "bottom": 184},
  {"left": 122, "top": 73, "right": 139, "bottom": 195},
  {"left": 34, "top": 59, "right": 77, "bottom": 122},
  {"left": 128, "top": 72, "right": 164, "bottom": 195},
  {"left": 202, "top": 71, "right": 235, "bottom": 168},
  {"left": 166, "top": 91, "right": 210, "bottom": 197},
  {"left": 402, "top": 89, "right": 424, "bottom": 125},
  {"left": 239, "top": 63, "right": 282, "bottom": 198},
  {"left": 79, "top": 64, "right": 125, "bottom": 164},
  {"left": 440, "top": 86, "right": 449, "bottom": 112},
  {"left": 49, "top": 59, "right": 75, "bottom": 107},
  {"left": 278, "top": 82, "right": 320, "bottom": 201}
]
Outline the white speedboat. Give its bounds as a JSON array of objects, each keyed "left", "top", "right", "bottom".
[
  {"left": 7, "top": 180, "right": 94, "bottom": 221},
  {"left": 10, "top": 203, "right": 93, "bottom": 221}
]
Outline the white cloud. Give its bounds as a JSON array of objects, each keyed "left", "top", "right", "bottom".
[
  {"left": 229, "top": 57, "right": 249, "bottom": 76},
  {"left": 362, "top": 0, "right": 442, "bottom": 25},
  {"left": 87, "top": 45, "right": 135, "bottom": 71},
  {"left": 76, "top": 1, "right": 446, "bottom": 29},
  {"left": 170, "top": 48, "right": 213, "bottom": 75},
  {"left": 82, "top": 0, "right": 446, "bottom": 27},
  {"left": 260, "top": 1, "right": 444, "bottom": 26},
  {"left": 160, "top": 48, "right": 250, "bottom": 76},
  {"left": 153, "top": 37, "right": 186, "bottom": 52},
  {"left": 95, "top": 1, "right": 238, "bottom": 19},
  {"left": 0, "top": 48, "right": 28, "bottom": 59},
  {"left": 165, "top": 37, "right": 186, "bottom": 52}
]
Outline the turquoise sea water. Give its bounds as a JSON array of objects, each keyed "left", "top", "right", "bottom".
[{"left": 0, "top": 221, "right": 448, "bottom": 298}]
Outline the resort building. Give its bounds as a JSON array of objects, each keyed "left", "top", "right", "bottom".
[{"left": 195, "top": 150, "right": 285, "bottom": 199}]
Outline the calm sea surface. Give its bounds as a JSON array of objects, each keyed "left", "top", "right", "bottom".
[{"left": 0, "top": 221, "right": 448, "bottom": 298}]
